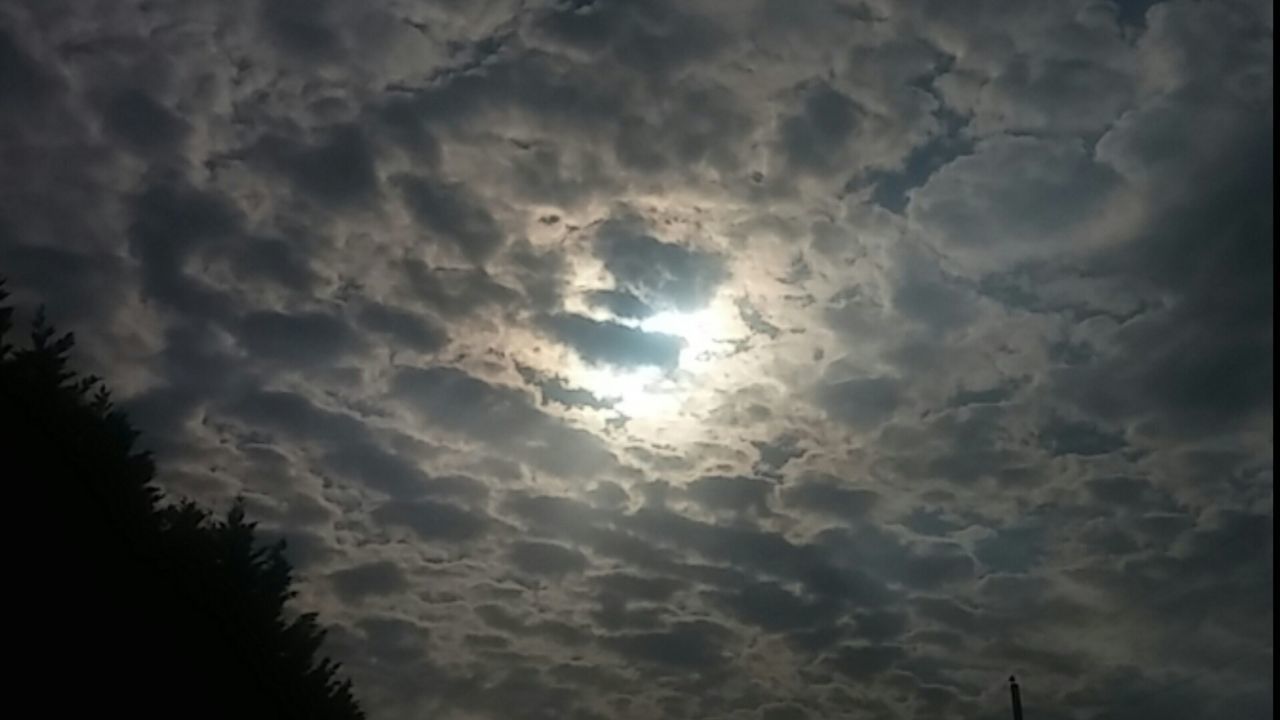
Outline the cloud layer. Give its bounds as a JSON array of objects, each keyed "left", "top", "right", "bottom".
[{"left": 0, "top": 1, "right": 1272, "bottom": 718}]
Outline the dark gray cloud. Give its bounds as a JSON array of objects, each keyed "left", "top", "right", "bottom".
[
  {"left": 237, "top": 309, "right": 365, "bottom": 366},
  {"left": 599, "top": 619, "right": 732, "bottom": 671},
  {"left": 357, "top": 301, "right": 448, "bottom": 354},
  {"left": 585, "top": 289, "right": 651, "bottom": 320},
  {"left": 780, "top": 475, "right": 879, "bottom": 521},
  {"left": 372, "top": 499, "right": 491, "bottom": 544},
  {"left": 516, "top": 363, "right": 615, "bottom": 410},
  {"left": 685, "top": 475, "right": 774, "bottom": 515},
  {"left": 222, "top": 387, "right": 369, "bottom": 449},
  {"left": 417, "top": 473, "right": 490, "bottom": 505},
  {"left": 1056, "top": 101, "right": 1273, "bottom": 440},
  {"left": 889, "top": 248, "right": 977, "bottom": 332},
  {"left": 707, "top": 580, "right": 840, "bottom": 633},
  {"left": 403, "top": 261, "right": 522, "bottom": 317},
  {"left": 974, "top": 526, "right": 1046, "bottom": 575},
  {"left": 323, "top": 441, "right": 429, "bottom": 499},
  {"left": 395, "top": 175, "right": 505, "bottom": 263},
  {"left": 1038, "top": 415, "right": 1127, "bottom": 457},
  {"left": 1085, "top": 475, "right": 1152, "bottom": 507},
  {"left": 542, "top": 313, "right": 683, "bottom": 369},
  {"left": 393, "top": 366, "right": 618, "bottom": 478},
  {"left": 0, "top": 28, "right": 56, "bottom": 106},
  {"left": 621, "top": 507, "right": 890, "bottom": 604},
  {"left": 252, "top": 125, "right": 380, "bottom": 208},
  {"left": 778, "top": 81, "right": 864, "bottom": 175},
  {"left": 818, "top": 375, "right": 904, "bottom": 429},
  {"left": 908, "top": 135, "right": 1124, "bottom": 271},
  {"left": 595, "top": 215, "right": 728, "bottom": 312},
  {"left": 590, "top": 572, "right": 684, "bottom": 603},
  {"left": 867, "top": 128, "right": 974, "bottom": 215},
  {"left": 100, "top": 88, "right": 188, "bottom": 154},
  {"left": 225, "top": 236, "right": 319, "bottom": 293},
  {"left": 761, "top": 703, "right": 809, "bottom": 720},
  {"left": 128, "top": 180, "right": 242, "bottom": 322},
  {"left": 329, "top": 560, "right": 411, "bottom": 603},
  {"left": 534, "top": 0, "right": 727, "bottom": 79},
  {"left": 827, "top": 644, "right": 907, "bottom": 681},
  {"left": 507, "top": 540, "right": 589, "bottom": 577},
  {"left": 260, "top": 0, "right": 342, "bottom": 59},
  {"left": 1, "top": 0, "right": 1272, "bottom": 718}
]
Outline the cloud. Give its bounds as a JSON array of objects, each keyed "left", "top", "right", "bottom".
[
  {"left": 395, "top": 175, "right": 505, "bottom": 263},
  {"left": 1085, "top": 475, "right": 1152, "bottom": 507},
  {"left": 780, "top": 475, "right": 879, "bottom": 521},
  {"left": 1038, "top": 415, "right": 1127, "bottom": 457},
  {"left": 685, "top": 475, "right": 774, "bottom": 515},
  {"left": 356, "top": 302, "right": 448, "bottom": 354},
  {"left": 777, "top": 81, "right": 864, "bottom": 175},
  {"left": 224, "top": 236, "right": 319, "bottom": 293},
  {"left": 357, "top": 616, "right": 431, "bottom": 667},
  {"left": 961, "top": 56, "right": 1135, "bottom": 137},
  {"left": 818, "top": 376, "right": 904, "bottom": 429},
  {"left": 541, "top": 313, "right": 683, "bottom": 369},
  {"left": 0, "top": 28, "right": 57, "bottom": 105},
  {"left": 393, "top": 366, "right": 619, "bottom": 478},
  {"left": 237, "top": 309, "right": 365, "bottom": 366},
  {"left": 908, "top": 135, "right": 1124, "bottom": 272},
  {"left": 707, "top": 580, "right": 839, "bottom": 632},
  {"left": 372, "top": 499, "right": 491, "bottom": 544},
  {"left": 828, "top": 643, "right": 906, "bottom": 680},
  {"left": 974, "top": 526, "right": 1045, "bottom": 575},
  {"left": 533, "top": 0, "right": 728, "bottom": 79},
  {"left": 322, "top": 441, "right": 428, "bottom": 499},
  {"left": 1054, "top": 100, "right": 1273, "bottom": 439},
  {"left": 590, "top": 573, "right": 684, "bottom": 603},
  {"left": 128, "top": 181, "right": 242, "bottom": 322},
  {"left": 222, "top": 388, "right": 369, "bottom": 448},
  {"left": 253, "top": 125, "right": 380, "bottom": 208},
  {"left": 329, "top": 560, "right": 410, "bottom": 603},
  {"left": 586, "top": 289, "right": 651, "bottom": 320},
  {"left": 750, "top": 434, "right": 805, "bottom": 475},
  {"left": 403, "top": 262, "right": 521, "bottom": 317},
  {"left": 516, "top": 364, "right": 615, "bottom": 410},
  {"left": 260, "top": 0, "right": 342, "bottom": 59},
  {"left": 507, "top": 540, "right": 589, "bottom": 577},
  {"left": 621, "top": 507, "right": 889, "bottom": 604},
  {"left": 761, "top": 703, "right": 809, "bottom": 720},
  {"left": 600, "top": 619, "right": 732, "bottom": 671},
  {"left": 595, "top": 215, "right": 728, "bottom": 312},
  {"left": 100, "top": 88, "right": 188, "bottom": 154},
  {"left": 1, "top": 0, "right": 1272, "bottom": 717}
]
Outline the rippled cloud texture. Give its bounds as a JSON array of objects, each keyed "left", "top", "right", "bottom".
[{"left": 0, "top": 1, "right": 1272, "bottom": 718}]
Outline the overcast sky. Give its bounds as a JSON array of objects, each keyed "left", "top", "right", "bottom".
[{"left": 0, "top": 1, "right": 1273, "bottom": 718}]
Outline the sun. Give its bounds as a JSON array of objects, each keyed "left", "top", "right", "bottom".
[
  {"left": 578, "top": 364, "right": 678, "bottom": 418},
  {"left": 639, "top": 308, "right": 733, "bottom": 369},
  {"left": 574, "top": 305, "right": 739, "bottom": 419}
]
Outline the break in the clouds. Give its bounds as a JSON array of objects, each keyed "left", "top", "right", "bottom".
[{"left": 0, "top": 0, "right": 1272, "bottom": 718}]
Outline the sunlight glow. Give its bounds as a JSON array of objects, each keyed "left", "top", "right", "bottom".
[
  {"left": 578, "top": 365, "right": 681, "bottom": 418},
  {"left": 638, "top": 308, "right": 733, "bottom": 369},
  {"left": 573, "top": 305, "right": 740, "bottom": 419}
]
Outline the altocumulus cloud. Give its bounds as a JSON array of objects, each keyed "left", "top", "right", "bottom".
[{"left": 0, "top": 0, "right": 1272, "bottom": 718}]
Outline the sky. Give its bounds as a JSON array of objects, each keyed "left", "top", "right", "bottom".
[{"left": 0, "top": 1, "right": 1273, "bottom": 718}]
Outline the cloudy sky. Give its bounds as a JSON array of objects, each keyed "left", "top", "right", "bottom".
[{"left": 0, "top": 0, "right": 1273, "bottom": 718}]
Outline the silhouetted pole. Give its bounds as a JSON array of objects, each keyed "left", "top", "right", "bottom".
[{"left": 1009, "top": 676, "right": 1024, "bottom": 720}]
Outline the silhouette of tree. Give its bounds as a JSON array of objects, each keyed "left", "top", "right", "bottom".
[{"left": 0, "top": 280, "right": 365, "bottom": 720}]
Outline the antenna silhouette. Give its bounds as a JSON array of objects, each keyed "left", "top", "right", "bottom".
[{"left": 1010, "top": 676, "right": 1024, "bottom": 720}]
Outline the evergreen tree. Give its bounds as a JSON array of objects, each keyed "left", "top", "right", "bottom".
[{"left": 0, "top": 280, "right": 365, "bottom": 720}]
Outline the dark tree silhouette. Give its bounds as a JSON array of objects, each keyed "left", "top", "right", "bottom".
[{"left": 0, "top": 281, "right": 365, "bottom": 720}]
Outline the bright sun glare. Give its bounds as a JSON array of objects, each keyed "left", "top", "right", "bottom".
[
  {"left": 638, "top": 309, "right": 726, "bottom": 364},
  {"left": 575, "top": 306, "right": 737, "bottom": 419}
]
